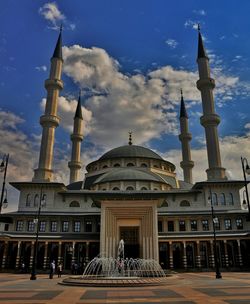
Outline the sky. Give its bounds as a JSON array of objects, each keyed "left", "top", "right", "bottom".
[{"left": 1, "top": 0, "right": 250, "bottom": 212}]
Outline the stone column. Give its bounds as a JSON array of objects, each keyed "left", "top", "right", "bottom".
[
  {"left": 195, "top": 241, "right": 201, "bottom": 268},
  {"left": 209, "top": 240, "right": 215, "bottom": 268},
  {"left": 237, "top": 239, "right": 243, "bottom": 267},
  {"left": 43, "top": 242, "right": 48, "bottom": 269},
  {"left": 58, "top": 242, "right": 62, "bottom": 264},
  {"left": 71, "top": 242, "right": 76, "bottom": 264},
  {"left": 29, "top": 242, "right": 35, "bottom": 269},
  {"left": 182, "top": 241, "right": 187, "bottom": 269},
  {"left": 86, "top": 242, "right": 90, "bottom": 262},
  {"left": 223, "top": 240, "right": 229, "bottom": 267},
  {"left": 1, "top": 241, "right": 8, "bottom": 269},
  {"left": 169, "top": 242, "right": 174, "bottom": 269},
  {"left": 15, "top": 241, "right": 22, "bottom": 269}
]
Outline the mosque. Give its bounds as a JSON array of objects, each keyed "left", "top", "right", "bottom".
[{"left": 0, "top": 28, "right": 249, "bottom": 272}]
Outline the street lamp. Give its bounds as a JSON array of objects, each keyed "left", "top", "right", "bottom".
[
  {"left": 209, "top": 188, "right": 222, "bottom": 279},
  {"left": 30, "top": 186, "right": 46, "bottom": 280},
  {"left": 0, "top": 154, "right": 9, "bottom": 214},
  {"left": 241, "top": 157, "right": 250, "bottom": 221}
]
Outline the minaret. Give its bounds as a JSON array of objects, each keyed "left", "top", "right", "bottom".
[
  {"left": 178, "top": 90, "right": 194, "bottom": 184},
  {"left": 33, "top": 28, "right": 63, "bottom": 181},
  {"left": 68, "top": 93, "right": 84, "bottom": 184},
  {"left": 196, "top": 26, "right": 226, "bottom": 180}
]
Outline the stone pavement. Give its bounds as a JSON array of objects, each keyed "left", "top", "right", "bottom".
[{"left": 0, "top": 272, "right": 250, "bottom": 303}]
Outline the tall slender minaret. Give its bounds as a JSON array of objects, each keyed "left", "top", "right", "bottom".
[
  {"left": 68, "top": 93, "right": 84, "bottom": 184},
  {"left": 178, "top": 90, "right": 194, "bottom": 184},
  {"left": 33, "top": 28, "right": 63, "bottom": 181},
  {"left": 196, "top": 26, "right": 226, "bottom": 180}
]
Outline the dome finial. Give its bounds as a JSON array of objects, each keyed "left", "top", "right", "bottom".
[{"left": 128, "top": 132, "right": 133, "bottom": 145}]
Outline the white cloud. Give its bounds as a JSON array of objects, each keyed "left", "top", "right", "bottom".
[
  {"left": 165, "top": 39, "right": 178, "bottom": 49},
  {"left": 184, "top": 19, "right": 199, "bottom": 30},
  {"left": 39, "top": 2, "right": 75, "bottom": 31},
  {"left": 35, "top": 65, "right": 47, "bottom": 72},
  {"left": 193, "top": 9, "right": 206, "bottom": 16}
]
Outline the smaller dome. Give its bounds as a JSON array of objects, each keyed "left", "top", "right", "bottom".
[
  {"left": 99, "top": 145, "right": 163, "bottom": 161},
  {"left": 93, "top": 168, "right": 164, "bottom": 184}
]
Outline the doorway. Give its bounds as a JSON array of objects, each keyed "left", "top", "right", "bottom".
[{"left": 120, "top": 226, "right": 140, "bottom": 258}]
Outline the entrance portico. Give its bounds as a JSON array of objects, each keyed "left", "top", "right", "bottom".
[{"left": 100, "top": 200, "right": 160, "bottom": 261}]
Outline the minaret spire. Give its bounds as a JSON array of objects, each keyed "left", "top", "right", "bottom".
[
  {"left": 178, "top": 90, "right": 194, "bottom": 184},
  {"left": 33, "top": 29, "right": 63, "bottom": 181},
  {"left": 68, "top": 92, "right": 84, "bottom": 184},
  {"left": 196, "top": 28, "right": 227, "bottom": 180}
]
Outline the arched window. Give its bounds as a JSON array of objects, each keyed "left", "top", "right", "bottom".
[
  {"left": 220, "top": 193, "right": 226, "bottom": 206},
  {"left": 180, "top": 200, "right": 190, "bottom": 207},
  {"left": 154, "top": 165, "right": 159, "bottom": 168},
  {"left": 140, "top": 163, "right": 148, "bottom": 168},
  {"left": 212, "top": 193, "right": 218, "bottom": 206},
  {"left": 34, "top": 194, "right": 39, "bottom": 207},
  {"left": 229, "top": 193, "right": 234, "bottom": 205},
  {"left": 162, "top": 200, "right": 168, "bottom": 207},
  {"left": 114, "top": 163, "right": 120, "bottom": 167},
  {"left": 127, "top": 163, "right": 134, "bottom": 167},
  {"left": 126, "top": 186, "right": 134, "bottom": 190},
  {"left": 141, "top": 187, "right": 148, "bottom": 190},
  {"left": 102, "top": 165, "right": 108, "bottom": 169},
  {"left": 112, "top": 187, "right": 120, "bottom": 190},
  {"left": 70, "top": 201, "right": 80, "bottom": 207},
  {"left": 26, "top": 194, "right": 31, "bottom": 207}
]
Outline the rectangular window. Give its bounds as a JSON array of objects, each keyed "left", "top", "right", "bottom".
[
  {"left": 202, "top": 220, "right": 209, "bottom": 231},
  {"left": 85, "top": 220, "right": 92, "bottom": 232},
  {"left": 16, "top": 221, "right": 24, "bottom": 231},
  {"left": 168, "top": 221, "right": 174, "bottom": 232},
  {"left": 74, "top": 221, "right": 81, "bottom": 232},
  {"left": 213, "top": 218, "right": 220, "bottom": 230},
  {"left": 190, "top": 220, "right": 197, "bottom": 231},
  {"left": 62, "top": 221, "right": 69, "bottom": 232},
  {"left": 97, "top": 222, "right": 100, "bottom": 232},
  {"left": 4, "top": 224, "right": 9, "bottom": 231},
  {"left": 39, "top": 221, "right": 46, "bottom": 232},
  {"left": 158, "top": 221, "right": 163, "bottom": 232},
  {"left": 224, "top": 219, "right": 232, "bottom": 230},
  {"left": 179, "top": 220, "right": 186, "bottom": 231},
  {"left": 28, "top": 220, "right": 35, "bottom": 232},
  {"left": 236, "top": 218, "right": 243, "bottom": 230},
  {"left": 51, "top": 221, "right": 57, "bottom": 232}
]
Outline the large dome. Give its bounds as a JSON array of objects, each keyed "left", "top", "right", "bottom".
[{"left": 99, "top": 145, "right": 163, "bottom": 161}]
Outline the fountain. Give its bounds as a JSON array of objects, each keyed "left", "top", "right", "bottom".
[{"left": 61, "top": 239, "right": 169, "bottom": 287}]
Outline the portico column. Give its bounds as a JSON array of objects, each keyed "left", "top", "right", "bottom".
[
  {"left": 169, "top": 242, "right": 173, "bottom": 269},
  {"left": 183, "top": 241, "right": 187, "bottom": 269},
  {"left": 15, "top": 241, "right": 22, "bottom": 269},
  {"left": 43, "top": 242, "right": 48, "bottom": 269},
  {"left": 71, "top": 242, "right": 76, "bottom": 264},
  {"left": 1, "top": 241, "right": 9, "bottom": 268},
  {"left": 223, "top": 240, "right": 229, "bottom": 267},
  {"left": 29, "top": 241, "right": 35, "bottom": 269},
  {"left": 209, "top": 240, "right": 215, "bottom": 268},
  {"left": 196, "top": 241, "right": 201, "bottom": 268},
  {"left": 58, "top": 242, "right": 62, "bottom": 264},
  {"left": 86, "top": 242, "right": 89, "bottom": 262},
  {"left": 237, "top": 239, "right": 243, "bottom": 267}
]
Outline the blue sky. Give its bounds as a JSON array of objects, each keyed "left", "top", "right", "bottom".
[{"left": 1, "top": 1, "right": 250, "bottom": 210}]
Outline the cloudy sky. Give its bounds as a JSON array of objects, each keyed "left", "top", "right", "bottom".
[{"left": 1, "top": 0, "right": 250, "bottom": 211}]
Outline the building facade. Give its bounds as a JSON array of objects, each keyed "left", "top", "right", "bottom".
[{"left": 0, "top": 29, "right": 250, "bottom": 272}]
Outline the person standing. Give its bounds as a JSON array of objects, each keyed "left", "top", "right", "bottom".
[
  {"left": 57, "top": 263, "right": 63, "bottom": 278},
  {"left": 49, "top": 260, "right": 55, "bottom": 279}
]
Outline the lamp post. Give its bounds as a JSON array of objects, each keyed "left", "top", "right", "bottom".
[
  {"left": 241, "top": 157, "right": 250, "bottom": 221},
  {"left": 209, "top": 188, "right": 222, "bottom": 279},
  {"left": 30, "top": 186, "right": 46, "bottom": 280},
  {"left": 0, "top": 154, "right": 9, "bottom": 214}
]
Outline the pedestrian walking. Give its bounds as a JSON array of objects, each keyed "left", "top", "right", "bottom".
[{"left": 49, "top": 260, "right": 55, "bottom": 279}]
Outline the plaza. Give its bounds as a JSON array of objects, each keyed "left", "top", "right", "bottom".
[{"left": 0, "top": 272, "right": 250, "bottom": 303}]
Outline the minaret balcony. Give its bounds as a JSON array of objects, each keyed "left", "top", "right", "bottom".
[
  {"left": 196, "top": 78, "right": 215, "bottom": 90},
  {"left": 44, "top": 78, "right": 63, "bottom": 90},
  {"left": 179, "top": 133, "right": 192, "bottom": 141},
  {"left": 180, "top": 160, "right": 194, "bottom": 169},
  {"left": 70, "top": 133, "right": 84, "bottom": 141},
  {"left": 40, "top": 115, "right": 60, "bottom": 127},
  {"left": 68, "top": 161, "right": 82, "bottom": 169},
  {"left": 200, "top": 114, "right": 220, "bottom": 127}
]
